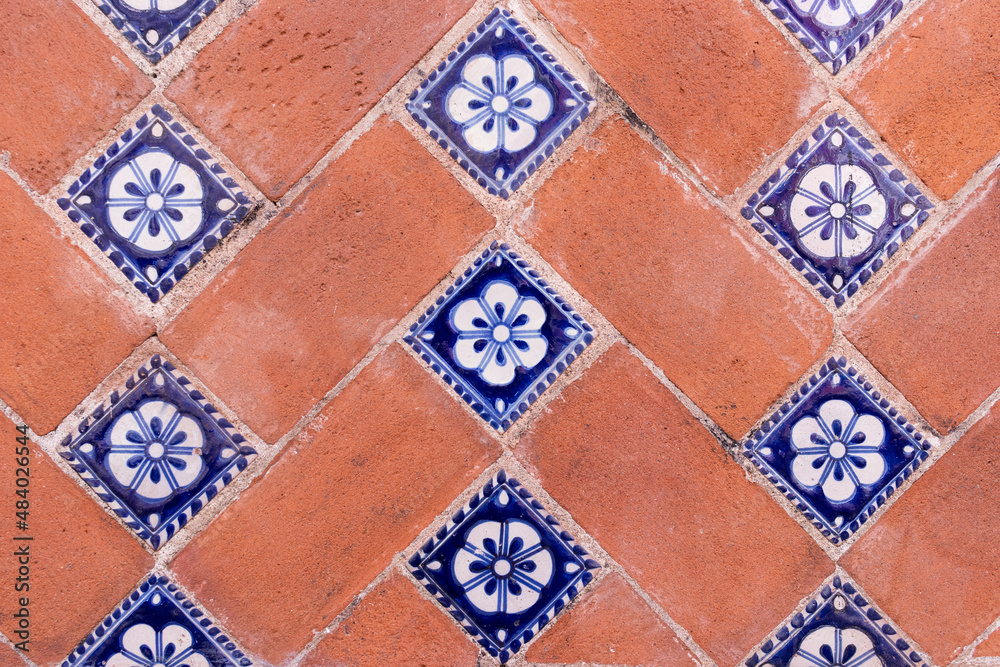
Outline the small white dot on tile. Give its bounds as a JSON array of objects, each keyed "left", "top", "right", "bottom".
[
  {"left": 146, "top": 29, "right": 160, "bottom": 45},
  {"left": 151, "top": 123, "right": 164, "bottom": 138},
  {"left": 758, "top": 205, "right": 775, "bottom": 217},
  {"left": 901, "top": 203, "right": 916, "bottom": 217}
]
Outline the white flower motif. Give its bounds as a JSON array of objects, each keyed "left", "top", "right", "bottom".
[
  {"left": 106, "top": 400, "right": 205, "bottom": 502},
  {"left": 790, "top": 163, "right": 887, "bottom": 260},
  {"left": 450, "top": 280, "right": 548, "bottom": 386},
  {"left": 790, "top": 399, "right": 886, "bottom": 504},
  {"left": 105, "top": 623, "right": 210, "bottom": 667},
  {"left": 453, "top": 517, "right": 554, "bottom": 615},
  {"left": 789, "top": 625, "right": 884, "bottom": 667},
  {"left": 790, "top": 0, "right": 879, "bottom": 27},
  {"left": 446, "top": 53, "right": 554, "bottom": 155},
  {"left": 106, "top": 149, "right": 204, "bottom": 254},
  {"left": 118, "top": 0, "right": 191, "bottom": 11}
]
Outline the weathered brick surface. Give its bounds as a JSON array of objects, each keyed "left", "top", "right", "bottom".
[
  {"left": 976, "top": 628, "right": 1000, "bottom": 657},
  {"left": 170, "top": 345, "right": 500, "bottom": 665},
  {"left": 843, "top": 0, "right": 1000, "bottom": 200},
  {"left": 532, "top": 0, "right": 826, "bottom": 195},
  {"left": 519, "top": 118, "right": 833, "bottom": 438},
  {"left": 0, "top": 172, "right": 154, "bottom": 435},
  {"left": 0, "top": 641, "right": 26, "bottom": 667},
  {"left": 0, "top": 0, "right": 151, "bottom": 193},
  {"left": 0, "top": 415, "right": 154, "bottom": 663},
  {"left": 161, "top": 118, "right": 493, "bottom": 443},
  {"left": 166, "top": 0, "right": 476, "bottom": 199},
  {"left": 526, "top": 572, "right": 695, "bottom": 666},
  {"left": 841, "top": 401, "right": 1000, "bottom": 664},
  {"left": 516, "top": 344, "right": 834, "bottom": 665},
  {"left": 300, "top": 574, "right": 479, "bottom": 667},
  {"left": 846, "top": 172, "right": 1000, "bottom": 434}
]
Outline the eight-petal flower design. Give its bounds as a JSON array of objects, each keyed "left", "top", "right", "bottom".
[
  {"left": 453, "top": 516, "right": 554, "bottom": 615},
  {"left": 446, "top": 54, "right": 554, "bottom": 155},
  {"left": 791, "top": 399, "right": 886, "bottom": 503},
  {"left": 106, "top": 400, "right": 205, "bottom": 503},
  {"left": 789, "top": 625, "right": 884, "bottom": 667},
  {"left": 105, "top": 623, "right": 210, "bottom": 667},
  {"left": 790, "top": 162, "right": 887, "bottom": 260},
  {"left": 450, "top": 280, "right": 548, "bottom": 386},
  {"left": 789, "top": 0, "right": 879, "bottom": 27},
  {"left": 106, "top": 149, "right": 204, "bottom": 254}
]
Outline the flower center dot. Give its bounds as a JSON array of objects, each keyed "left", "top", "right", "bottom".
[
  {"left": 491, "top": 96, "right": 510, "bottom": 113},
  {"left": 146, "top": 193, "right": 165, "bottom": 211},
  {"left": 829, "top": 202, "right": 847, "bottom": 219},
  {"left": 492, "top": 325, "right": 511, "bottom": 343},
  {"left": 829, "top": 441, "right": 847, "bottom": 459},
  {"left": 493, "top": 559, "right": 512, "bottom": 576},
  {"left": 147, "top": 442, "right": 165, "bottom": 459}
]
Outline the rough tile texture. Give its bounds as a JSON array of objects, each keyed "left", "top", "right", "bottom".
[
  {"left": 166, "top": 0, "right": 477, "bottom": 199},
  {"left": 161, "top": 118, "right": 493, "bottom": 443},
  {"left": 0, "top": 415, "right": 154, "bottom": 663},
  {"left": 841, "top": 400, "right": 1000, "bottom": 664},
  {"left": 526, "top": 572, "right": 695, "bottom": 666},
  {"left": 170, "top": 345, "right": 500, "bottom": 665},
  {"left": 846, "top": 172, "right": 1000, "bottom": 434},
  {"left": 0, "top": 641, "right": 26, "bottom": 666},
  {"left": 519, "top": 118, "right": 833, "bottom": 438},
  {"left": 842, "top": 0, "right": 1000, "bottom": 200},
  {"left": 532, "top": 0, "right": 826, "bottom": 194},
  {"left": 516, "top": 344, "right": 835, "bottom": 665},
  {"left": 0, "top": 172, "right": 154, "bottom": 435},
  {"left": 0, "top": 0, "right": 151, "bottom": 193},
  {"left": 300, "top": 574, "right": 480, "bottom": 667},
  {"left": 977, "top": 628, "right": 1000, "bottom": 657}
]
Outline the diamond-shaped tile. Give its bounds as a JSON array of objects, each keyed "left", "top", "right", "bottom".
[
  {"left": 58, "top": 105, "right": 253, "bottom": 303},
  {"left": 404, "top": 242, "right": 594, "bottom": 431},
  {"left": 760, "top": 0, "right": 914, "bottom": 73},
  {"left": 407, "top": 470, "right": 600, "bottom": 663},
  {"left": 745, "top": 357, "right": 930, "bottom": 544},
  {"left": 64, "top": 574, "right": 252, "bottom": 666},
  {"left": 741, "top": 113, "right": 933, "bottom": 307},
  {"left": 746, "top": 575, "right": 926, "bottom": 667},
  {"left": 95, "top": 0, "right": 222, "bottom": 62},
  {"left": 406, "top": 8, "right": 594, "bottom": 199},
  {"left": 59, "top": 355, "right": 256, "bottom": 549}
]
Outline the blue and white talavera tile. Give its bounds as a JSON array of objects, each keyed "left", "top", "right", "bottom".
[
  {"left": 759, "top": 0, "right": 914, "bottom": 73},
  {"left": 746, "top": 576, "right": 927, "bottom": 667},
  {"left": 408, "top": 470, "right": 600, "bottom": 663},
  {"left": 407, "top": 8, "right": 594, "bottom": 199},
  {"left": 58, "top": 105, "right": 253, "bottom": 303},
  {"left": 404, "top": 242, "right": 594, "bottom": 431},
  {"left": 59, "top": 355, "right": 256, "bottom": 549},
  {"left": 742, "top": 114, "right": 932, "bottom": 307},
  {"left": 63, "top": 575, "right": 252, "bottom": 667},
  {"left": 746, "top": 357, "right": 930, "bottom": 544},
  {"left": 94, "top": 0, "right": 223, "bottom": 62}
]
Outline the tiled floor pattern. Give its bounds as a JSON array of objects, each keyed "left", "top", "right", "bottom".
[{"left": 3, "top": 0, "right": 1000, "bottom": 665}]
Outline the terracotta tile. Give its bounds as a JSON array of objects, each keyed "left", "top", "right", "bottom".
[
  {"left": 531, "top": 0, "right": 826, "bottom": 195},
  {"left": 0, "top": 641, "right": 26, "bottom": 667},
  {"left": 300, "top": 574, "right": 480, "bottom": 667},
  {"left": 0, "top": 414, "right": 154, "bottom": 663},
  {"left": 516, "top": 343, "right": 834, "bottom": 665},
  {"left": 161, "top": 117, "right": 494, "bottom": 443},
  {"left": 0, "top": 0, "right": 152, "bottom": 192},
  {"left": 166, "top": 0, "right": 476, "bottom": 199},
  {"left": 0, "top": 171, "right": 154, "bottom": 435},
  {"left": 519, "top": 118, "right": 833, "bottom": 438},
  {"left": 841, "top": 400, "right": 1000, "bottom": 664},
  {"left": 976, "top": 626, "right": 1000, "bottom": 656},
  {"left": 525, "top": 572, "right": 695, "bottom": 666},
  {"left": 170, "top": 344, "right": 500, "bottom": 665},
  {"left": 842, "top": 0, "right": 1000, "bottom": 200},
  {"left": 845, "top": 172, "right": 1000, "bottom": 434}
]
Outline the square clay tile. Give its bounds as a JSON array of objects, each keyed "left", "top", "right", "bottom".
[
  {"left": 404, "top": 241, "right": 594, "bottom": 431},
  {"left": 407, "top": 470, "right": 600, "bottom": 664},
  {"left": 58, "top": 105, "right": 254, "bottom": 303},
  {"left": 746, "top": 575, "right": 927, "bottom": 667},
  {"left": 59, "top": 355, "right": 256, "bottom": 549},
  {"left": 745, "top": 357, "right": 929, "bottom": 544},
  {"left": 742, "top": 113, "right": 932, "bottom": 307},
  {"left": 406, "top": 8, "right": 594, "bottom": 199},
  {"left": 63, "top": 574, "right": 252, "bottom": 666},
  {"left": 94, "top": 0, "right": 223, "bottom": 62},
  {"left": 760, "top": 0, "right": 914, "bottom": 73}
]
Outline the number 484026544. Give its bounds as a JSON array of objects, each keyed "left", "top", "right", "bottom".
[{"left": 14, "top": 424, "right": 29, "bottom": 527}]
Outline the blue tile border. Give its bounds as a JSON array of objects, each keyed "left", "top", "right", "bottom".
[
  {"left": 95, "top": 0, "right": 223, "bottom": 63},
  {"left": 63, "top": 574, "right": 252, "bottom": 667},
  {"left": 407, "top": 470, "right": 600, "bottom": 663}
]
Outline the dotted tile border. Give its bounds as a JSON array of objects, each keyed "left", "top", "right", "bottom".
[{"left": 94, "top": 0, "right": 222, "bottom": 63}]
